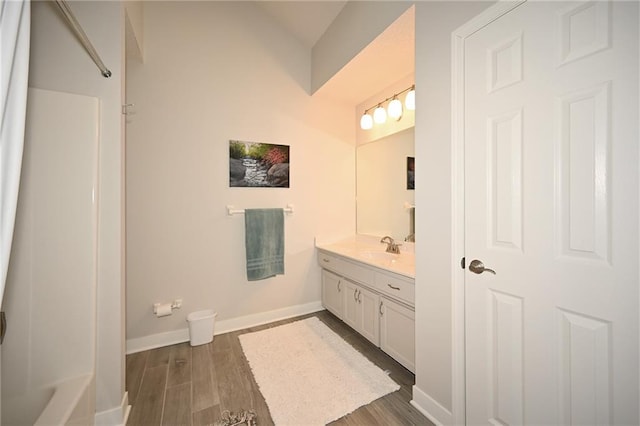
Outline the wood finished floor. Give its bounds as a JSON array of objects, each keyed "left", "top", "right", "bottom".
[{"left": 126, "top": 310, "right": 432, "bottom": 426}]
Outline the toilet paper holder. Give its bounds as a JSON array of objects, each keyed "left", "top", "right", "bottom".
[{"left": 153, "top": 299, "right": 182, "bottom": 316}]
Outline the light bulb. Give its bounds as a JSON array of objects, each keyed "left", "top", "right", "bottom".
[
  {"left": 405, "top": 87, "right": 415, "bottom": 110},
  {"left": 373, "top": 105, "right": 387, "bottom": 124},
  {"left": 360, "top": 113, "right": 373, "bottom": 130},
  {"left": 387, "top": 98, "right": 403, "bottom": 120}
]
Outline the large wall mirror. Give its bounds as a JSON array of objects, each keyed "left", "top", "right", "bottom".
[{"left": 356, "top": 127, "right": 415, "bottom": 242}]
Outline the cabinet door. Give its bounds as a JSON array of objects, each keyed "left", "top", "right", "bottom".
[
  {"left": 321, "top": 269, "right": 343, "bottom": 319},
  {"left": 344, "top": 280, "right": 379, "bottom": 346},
  {"left": 343, "top": 280, "right": 359, "bottom": 330},
  {"left": 380, "top": 296, "right": 415, "bottom": 373},
  {"left": 358, "top": 285, "right": 380, "bottom": 346}
]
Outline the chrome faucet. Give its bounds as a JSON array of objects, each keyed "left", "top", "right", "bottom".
[{"left": 380, "top": 236, "right": 401, "bottom": 254}]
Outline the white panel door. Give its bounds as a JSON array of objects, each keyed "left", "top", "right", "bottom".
[{"left": 464, "top": 1, "right": 638, "bottom": 424}]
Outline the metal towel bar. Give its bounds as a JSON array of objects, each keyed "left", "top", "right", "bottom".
[{"left": 226, "top": 204, "right": 294, "bottom": 216}]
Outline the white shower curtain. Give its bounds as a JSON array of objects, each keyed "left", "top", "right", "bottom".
[{"left": 0, "top": 0, "right": 30, "bottom": 308}]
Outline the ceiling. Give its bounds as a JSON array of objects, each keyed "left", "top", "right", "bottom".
[
  {"left": 254, "top": 1, "right": 348, "bottom": 49},
  {"left": 254, "top": 1, "right": 415, "bottom": 106}
]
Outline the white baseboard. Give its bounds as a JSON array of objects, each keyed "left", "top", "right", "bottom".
[
  {"left": 122, "top": 392, "right": 131, "bottom": 426},
  {"left": 214, "top": 301, "right": 324, "bottom": 335},
  {"left": 126, "top": 328, "right": 190, "bottom": 355},
  {"left": 95, "top": 391, "right": 130, "bottom": 426},
  {"left": 411, "top": 385, "right": 452, "bottom": 426},
  {"left": 126, "top": 301, "right": 324, "bottom": 354}
]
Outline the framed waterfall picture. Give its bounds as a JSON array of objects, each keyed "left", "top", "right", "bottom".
[{"left": 229, "top": 140, "right": 290, "bottom": 188}]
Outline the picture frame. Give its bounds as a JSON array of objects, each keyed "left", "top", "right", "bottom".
[
  {"left": 229, "top": 140, "right": 290, "bottom": 188},
  {"left": 407, "top": 156, "right": 415, "bottom": 190}
]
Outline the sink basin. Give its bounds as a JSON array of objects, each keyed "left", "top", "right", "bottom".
[{"left": 359, "top": 251, "right": 399, "bottom": 262}]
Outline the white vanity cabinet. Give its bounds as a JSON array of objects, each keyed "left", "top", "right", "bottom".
[
  {"left": 321, "top": 269, "right": 344, "bottom": 318},
  {"left": 344, "top": 280, "right": 380, "bottom": 346},
  {"left": 318, "top": 249, "right": 415, "bottom": 372}
]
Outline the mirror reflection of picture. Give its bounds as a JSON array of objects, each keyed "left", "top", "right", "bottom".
[{"left": 407, "top": 156, "right": 415, "bottom": 190}]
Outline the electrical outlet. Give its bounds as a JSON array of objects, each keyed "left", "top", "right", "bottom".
[{"left": 173, "top": 299, "right": 183, "bottom": 309}]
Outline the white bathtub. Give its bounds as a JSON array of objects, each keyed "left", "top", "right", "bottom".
[{"left": 3, "top": 374, "right": 94, "bottom": 426}]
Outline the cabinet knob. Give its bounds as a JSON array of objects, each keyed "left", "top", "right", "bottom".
[
  {"left": 379, "top": 300, "right": 384, "bottom": 316},
  {"left": 387, "top": 284, "right": 400, "bottom": 291}
]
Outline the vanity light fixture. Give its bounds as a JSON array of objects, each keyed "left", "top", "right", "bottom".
[
  {"left": 373, "top": 104, "right": 387, "bottom": 124},
  {"left": 359, "top": 84, "right": 415, "bottom": 130},
  {"left": 360, "top": 113, "right": 373, "bottom": 130},
  {"left": 387, "top": 96, "right": 403, "bottom": 121},
  {"left": 405, "top": 85, "right": 416, "bottom": 110}
]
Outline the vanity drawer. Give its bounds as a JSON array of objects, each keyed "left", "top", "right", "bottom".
[
  {"left": 318, "top": 252, "right": 375, "bottom": 285},
  {"left": 374, "top": 272, "right": 414, "bottom": 305}
]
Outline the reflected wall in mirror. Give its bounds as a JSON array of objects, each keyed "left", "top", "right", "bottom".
[{"left": 356, "top": 127, "right": 415, "bottom": 242}]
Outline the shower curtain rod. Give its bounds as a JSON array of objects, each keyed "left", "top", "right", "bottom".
[{"left": 53, "top": 0, "right": 112, "bottom": 78}]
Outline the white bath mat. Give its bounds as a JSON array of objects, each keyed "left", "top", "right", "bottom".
[{"left": 239, "top": 317, "right": 400, "bottom": 425}]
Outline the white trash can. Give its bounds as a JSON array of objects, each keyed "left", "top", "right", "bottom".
[{"left": 187, "top": 309, "right": 217, "bottom": 346}]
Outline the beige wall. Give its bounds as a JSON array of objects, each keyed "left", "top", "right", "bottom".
[
  {"left": 413, "top": 1, "right": 493, "bottom": 423},
  {"left": 312, "top": 1, "right": 413, "bottom": 94},
  {"left": 28, "top": 0, "right": 126, "bottom": 421},
  {"left": 125, "top": 1, "right": 355, "bottom": 345},
  {"left": 124, "top": 1, "right": 144, "bottom": 61}
]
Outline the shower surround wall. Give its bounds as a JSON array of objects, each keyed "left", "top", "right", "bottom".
[
  {"left": 1, "top": 87, "right": 98, "bottom": 424},
  {"left": 125, "top": 1, "right": 355, "bottom": 350}
]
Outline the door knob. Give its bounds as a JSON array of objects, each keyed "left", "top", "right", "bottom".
[{"left": 469, "top": 259, "right": 496, "bottom": 275}]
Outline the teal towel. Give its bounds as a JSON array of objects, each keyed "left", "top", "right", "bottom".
[{"left": 244, "top": 208, "right": 284, "bottom": 281}]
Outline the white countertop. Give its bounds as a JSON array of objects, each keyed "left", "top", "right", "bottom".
[{"left": 315, "top": 235, "right": 415, "bottom": 279}]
